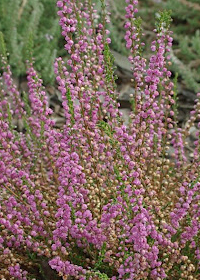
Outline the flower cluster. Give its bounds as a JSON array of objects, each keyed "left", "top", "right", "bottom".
[{"left": 0, "top": 0, "right": 200, "bottom": 279}]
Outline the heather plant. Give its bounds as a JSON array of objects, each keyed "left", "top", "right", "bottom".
[
  {"left": 0, "top": 0, "right": 200, "bottom": 279},
  {"left": 98, "top": 0, "right": 200, "bottom": 93}
]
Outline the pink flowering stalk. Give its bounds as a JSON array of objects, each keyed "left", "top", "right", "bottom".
[{"left": 0, "top": 0, "right": 200, "bottom": 279}]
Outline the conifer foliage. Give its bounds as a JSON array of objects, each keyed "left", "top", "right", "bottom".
[{"left": 0, "top": 0, "right": 60, "bottom": 84}]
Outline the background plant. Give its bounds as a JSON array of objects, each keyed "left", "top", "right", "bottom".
[
  {"left": 0, "top": 0, "right": 63, "bottom": 85},
  {"left": 0, "top": 0, "right": 200, "bottom": 280}
]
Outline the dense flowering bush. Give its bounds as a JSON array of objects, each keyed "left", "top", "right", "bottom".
[{"left": 0, "top": 0, "right": 200, "bottom": 279}]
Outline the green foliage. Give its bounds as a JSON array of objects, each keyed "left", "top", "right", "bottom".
[
  {"left": 93, "top": 271, "right": 109, "bottom": 279},
  {"left": 6, "top": 103, "right": 13, "bottom": 129},
  {"left": 0, "top": 0, "right": 61, "bottom": 84},
  {"left": 66, "top": 88, "right": 75, "bottom": 126},
  {"left": 155, "top": 10, "right": 172, "bottom": 32},
  {"left": 172, "top": 73, "right": 179, "bottom": 121},
  {"left": 97, "top": 120, "right": 113, "bottom": 138},
  {"left": 103, "top": 42, "right": 117, "bottom": 86},
  {"left": 0, "top": 31, "right": 7, "bottom": 59},
  {"left": 94, "top": 242, "right": 107, "bottom": 270}
]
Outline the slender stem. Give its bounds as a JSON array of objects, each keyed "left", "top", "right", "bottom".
[{"left": 18, "top": 0, "right": 27, "bottom": 20}]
